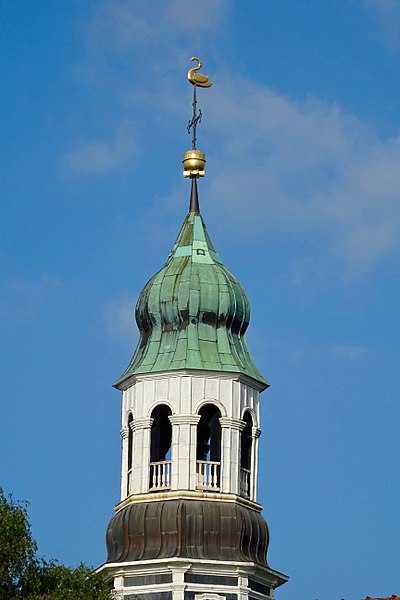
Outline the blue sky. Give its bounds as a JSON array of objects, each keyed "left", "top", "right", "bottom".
[{"left": 1, "top": 2, "right": 400, "bottom": 599}]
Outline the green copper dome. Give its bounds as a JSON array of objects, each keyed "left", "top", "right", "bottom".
[{"left": 115, "top": 180, "right": 267, "bottom": 388}]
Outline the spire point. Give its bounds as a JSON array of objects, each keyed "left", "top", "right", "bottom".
[{"left": 189, "top": 177, "right": 200, "bottom": 213}]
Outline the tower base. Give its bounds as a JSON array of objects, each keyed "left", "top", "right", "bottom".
[{"left": 99, "top": 556, "right": 288, "bottom": 600}]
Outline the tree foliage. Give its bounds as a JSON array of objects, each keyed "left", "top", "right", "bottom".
[{"left": 0, "top": 488, "right": 113, "bottom": 600}]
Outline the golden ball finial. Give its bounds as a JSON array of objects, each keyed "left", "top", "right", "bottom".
[{"left": 182, "top": 149, "right": 206, "bottom": 178}]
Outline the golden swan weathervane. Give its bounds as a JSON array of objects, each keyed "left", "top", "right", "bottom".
[
  {"left": 187, "top": 57, "right": 213, "bottom": 88},
  {"left": 183, "top": 57, "right": 212, "bottom": 179}
]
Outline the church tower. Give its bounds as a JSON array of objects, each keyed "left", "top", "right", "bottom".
[{"left": 99, "top": 59, "right": 288, "bottom": 600}]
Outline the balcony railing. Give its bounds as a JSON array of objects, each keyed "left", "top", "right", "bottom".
[
  {"left": 196, "top": 460, "right": 220, "bottom": 491},
  {"left": 240, "top": 467, "right": 251, "bottom": 499},
  {"left": 149, "top": 460, "right": 172, "bottom": 490}
]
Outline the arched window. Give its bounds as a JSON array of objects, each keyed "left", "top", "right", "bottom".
[
  {"left": 150, "top": 404, "right": 172, "bottom": 490},
  {"left": 150, "top": 404, "right": 172, "bottom": 461},
  {"left": 241, "top": 412, "right": 253, "bottom": 469},
  {"left": 196, "top": 404, "right": 221, "bottom": 490},
  {"left": 197, "top": 404, "right": 222, "bottom": 461},
  {"left": 126, "top": 413, "right": 133, "bottom": 495},
  {"left": 240, "top": 411, "right": 253, "bottom": 498},
  {"left": 127, "top": 413, "right": 133, "bottom": 471}
]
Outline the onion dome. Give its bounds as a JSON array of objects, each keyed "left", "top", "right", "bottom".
[
  {"left": 106, "top": 498, "right": 270, "bottom": 566},
  {"left": 115, "top": 179, "right": 267, "bottom": 388}
]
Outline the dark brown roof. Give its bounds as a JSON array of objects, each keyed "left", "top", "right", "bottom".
[
  {"left": 106, "top": 498, "right": 270, "bottom": 566},
  {"left": 366, "top": 596, "right": 400, "bottom": 600}
]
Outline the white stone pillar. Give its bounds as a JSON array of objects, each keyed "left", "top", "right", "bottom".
[
  {"left": 251, "top": 426, "right": 261, "bottom": 501},
  {"left": 238, "top": 569, "right": 250, "bottom": 600},
  {"left": 112, "top": 573, "right": 124, "bottom": 599},
  {"left": 170, "top": 564, "right": 191, "bottom": 600},
  {"left": 169, "top": 414, "right": 200, "bottom": 490},
  {"left": 132, "top": 417, "right": 153, "bottom": 494},
  {"left": 219, "top": 417, "right": 245, "bottom": 495},
  {"left": 120, "top": 426, "right": 129, "bottom": 501}
]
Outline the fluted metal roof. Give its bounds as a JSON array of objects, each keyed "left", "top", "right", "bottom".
[
  {"left": 106, "top": 498, "right": 270, "bottom": 565},
  {"left": 115, "top": 179, "right": 267, "bottom": 388}
]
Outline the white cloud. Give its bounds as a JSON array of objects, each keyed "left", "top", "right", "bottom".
[
  {"left": 165, "top": 0, "right": 231, "bottom": 32},
  {"left": 74, "top": 0, "right": 400, "bottom": 275},
  {"left": 363, "top": 0, "right": 400, "bottom": 46},
  {"left": 65, "top": 131, "right": 136, "bottom": 174},
  {"left": 84, "top": 1, "right": 153, "bottom": 55},
  {"left": 0, "top": 276, "right": 62, "bottom": 321},
  {"left": 70, "top": 0, "right": 231, "bottom": 175},
  {"left": 201, "top": 76, "right": 400, "bottom": 273},
  {"left": 104, "top": 294, "right": 138, "bottom": 342},
  {"left": 82, "top": 0, "right": 230, "bottom": 61},
  {"left": 248, "top": 325, "right": 372, "bottom": 367},
  {"left": 329, "top": 343, "right": 371, "bottom": 361}
]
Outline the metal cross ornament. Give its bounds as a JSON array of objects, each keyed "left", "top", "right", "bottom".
[{"left": 187, "top": 57, "right": 212, "bottom": 149}]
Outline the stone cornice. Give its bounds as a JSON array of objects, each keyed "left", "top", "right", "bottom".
[
  {"left": 120, "top": 427, "right": 129, "bottom": 439},
  {"left": 114, "top": 490, "right": 263, "bottom": 513},
  {"left": 117, "top": 369, "right": 267, "bottom": 392},
  {"left": 219, "top": 417, "right": 245, "bottom": 431},
  {"left": 132, "top": 417, "right": 153, "bottom": 431},
  {"left": 169, "top": 414, "right": 201, "bottom": 426}
]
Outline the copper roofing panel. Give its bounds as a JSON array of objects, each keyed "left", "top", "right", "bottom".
[
  {"left": 115, "top": 192, "right": 267, "bottom": 388},
  {"left": 106, "top": 498, "right": 270, "bottom": 566}
]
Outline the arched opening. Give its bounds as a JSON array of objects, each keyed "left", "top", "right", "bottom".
[
  {"left": 127, "top": 413, "right": 133, "bottom": 495},
  {"left": 196, "top": 404, "right": 221, "bottom": 490},
  {"left": 240, "top": 411, "right": 253, "bottom": 498},
  {"left": 149, "top": 404, "right": 172, "bottom": 490}
]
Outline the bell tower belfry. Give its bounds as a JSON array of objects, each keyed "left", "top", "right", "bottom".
[{"left": 99, "top": 58, "right": 288, "bottom": 600}]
